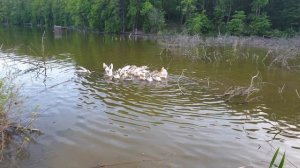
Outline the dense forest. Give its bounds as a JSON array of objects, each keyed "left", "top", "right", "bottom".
[{"left": 0, "top": 0, "right": 299, "bottom": 36}]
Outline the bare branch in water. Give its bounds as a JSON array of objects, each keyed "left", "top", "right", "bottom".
[
  {"left": 1, "top": 127, "right": 5, "bottom": 161},
  {"left": 177, "top": 69, "right": 186, "bottom": 95},
  {"left": 296, "top": 89, "right": 300, "bottom": 99},
  {"left": 278, "top": 84, "right": 286, "bottom": 95},
  {"left": 42, "top": 31, "right": 46, "bottom": 58},
  {"left": 206, "top": 78, "right": 210, "bottom": 88},
  {"left": 38, "top": 79, "right": 73, "bottom": 94},
  {"left": 223, "top": 71, "right": 261, "bottom": 104},
  {"left": 157, "top": 35, "right": 300, "bottom": 70}
]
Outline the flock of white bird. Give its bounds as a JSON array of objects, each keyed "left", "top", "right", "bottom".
[{"left": 103, "top": 63, "right": 168, "bottom": 82}]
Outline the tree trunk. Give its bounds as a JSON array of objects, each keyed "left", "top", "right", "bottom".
[
  {"left": 120, "top": 0, "right": 125, "bottom": 33},
  {"left": 226, "top": 0, "right": 232, "bottom": 23}
]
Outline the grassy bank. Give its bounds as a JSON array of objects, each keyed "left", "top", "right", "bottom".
[{"left": 0, "top": 77, "right": 40, "bottom": 162}]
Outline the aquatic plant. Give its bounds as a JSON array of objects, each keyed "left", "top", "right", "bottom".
[
  {"left": 269, "top": 148, "right": 285, "bottom": 168},
  {"left": 157, "top": 35, "right": 300, "bottom": 70}
]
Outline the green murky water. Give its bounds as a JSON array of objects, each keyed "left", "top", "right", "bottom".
[{"left": 0, "top": 27, "right": 300, "bottom": 168}]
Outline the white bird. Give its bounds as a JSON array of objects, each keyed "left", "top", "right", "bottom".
[
  {"left": 152, "top": 76, "right": 161, "bottom": 81},
  {"left": 160, "top": 67, "right": 168, "bottom": 79},
  {"left": 146, "top": 75, "right": 153, "bottom": 82},
  {"left": 76, "top": 66, "right": 91, "bottom": 75},
  {"left": 103, "top": 63, "right": 168, "bottom": 82},
  {"left": 113, "top": 73, "right": 120, "bottom": 79},
  {"left": 103, "top": 63, "right": 113, "bottom": 77}
]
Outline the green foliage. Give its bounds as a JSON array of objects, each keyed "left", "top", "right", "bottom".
[
  {"left": 186, "top": 12, "right": 210, "bottom": 34},
  {"left": 103, "top": 0, "right": 122, "bottom": 33},
  {"left": 126, "top": 0, "right": 141, "bottom": 31},
  {"left": 249, "top": 14, "right": 271, "bottom": 36},
  {"left": 141, "top": 0, "right": 165, "bottom": 33},
  {"left": 213, "top": 2, "right": 227, "bottom": 32},
  {"left": 89, "top": 0, "right": 106, "bottom": 30},
  {"left": 0, "top": 79, "right": 14, "bottom": 114},
  {"left": 179, "top": 0, "right": 197, "bottom": 22},
  {"left": 269, "top": 148, "right": 285, "bottom": 168},
  {"left": 0, "top": 80, "right": 5, "bottom": 110},
  {"left": 271, "top": 29, "right": 284, "bottom": 37},
  {"left": 0, "top": 0, "right": 298, "bottom": 35},
  {"left": 141, "top": 0, "right": 153, "bottom": 15},
  {"left": 227, "top": 11, "right": 246, "bottom": 35},
  {"left": 52, "top": 0, "right": 69, "bottom": 26},
  {"left": 66, "top": 0, "right": 91, "bottom": 28},
  {"left": 251, "top": 0, "right": 269, "bottom": 16}
]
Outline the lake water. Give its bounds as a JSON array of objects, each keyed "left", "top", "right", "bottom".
[{"left": 0, "top": 27, "right": 300, "bottom": 168}]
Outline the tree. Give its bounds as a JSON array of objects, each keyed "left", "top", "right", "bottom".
[
  {"left": 186, "top": 11, "right": 210, "bottom": 34},
  {"left": 141, "top": 0, "right": 165, "bottom": 33},
  {"left": 89, "top": 0, "right": 105, "bottom": 30},
  {"left": 127, "top": 0, "right": 141, "bottom": 31},
  {"left": 0, "top": 0, "right": 13, "bottom": 25},
  {"left": 249, "top": 13, "right": 271, "bottom": 36},
  {"left": 213, "top": 0, "right": 228, "bottom": 33},
  {"left": 227, "top": 10, "right": 246, "bottom": 35},
  {"left": 66, "top": 0, "right": 91, "bottom": 28},
  {"left": 251, "top": 0, "right": 268, "bottom": 16},
  {"left": 0, "top": 0, "right": 298, "bottom": 35},
  {"left": 103, "top": 0, "right": 122, "bottom": 33},
  {"left": 179, "top": 0, "right": 197, "bottom": 24},
  {"left": 52, "top": 0, "right": 69, "bottom": 26}
]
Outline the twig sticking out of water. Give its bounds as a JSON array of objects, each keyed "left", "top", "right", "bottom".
[
  {"left": 223, "top": 72, "right": 261, "bottom": 103},
  {"left": 296, "top": 89, "right": 300, "bottom": 99},
  {"left": 41, "top": 31, "right": 47, "bottom": 84},
  {"left": 206, "top": 78, "right": 210, "bottom": 88},
  {"left": 247, "top": 72, "right": 260, "bottom": 98},
  {"left": 23, "top": 31, "right": 50, "bottom": 83},
  {"left": 278, "top": 84, "right": 285, "bottom": 95},
  {"left": 1, "top": 128, "right": 4, "bottom": 161},
  {"left": 157, "top": 35, "right": 300, "bottom": 70},
  {"left": 159, "top": 47, "right": 172, "bottom": 57},
  {"left": 37, "top": 79, "right": 73, "bottom": 94},
  {"left": 262, "top": 49, "right": 272, "bottom": 66},
  {"left": 268, "top": 47, "right": 300, "bottom": 69},
  {"left": 177, "top": 69, "right": 186, "bottom": 95},
  {"left": 41, "top": 31, "right": 46, "bottom": 58}
]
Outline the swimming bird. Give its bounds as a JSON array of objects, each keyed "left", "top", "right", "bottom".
[
  {"left": 152, "top": 75, "right": 162, "bottom": 81},
  {"left": 160, "top": 67, "right": 168, "bottom": 79},
  {"left": 150, "top": 67, "right": 168, "bottom": 80},
  {"left": 103, "top": 63, "right": 113, "bottom": 77},
  {"left": 145, "top": 73, "right": 153, "bottom": 82},
  {"left": 76, "top": 66, "right": 91, "bottom": 75},
  {"left": 103, "top": 63, "right": 168, "bottom": 82}
]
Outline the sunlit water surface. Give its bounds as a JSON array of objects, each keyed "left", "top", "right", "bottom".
[{"left": 0, "top": 28, "right": 300, "bottom": 168}]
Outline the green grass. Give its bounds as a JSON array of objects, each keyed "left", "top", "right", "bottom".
[{"left": 269, "top": 148, "right": 285, "bottom": 168}]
